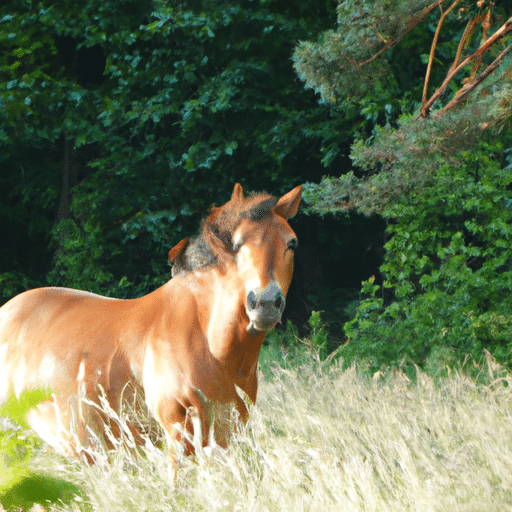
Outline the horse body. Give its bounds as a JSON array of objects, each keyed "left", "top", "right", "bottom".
[{"left": 0, "top": 184, "right": 301, "bottom": 461}]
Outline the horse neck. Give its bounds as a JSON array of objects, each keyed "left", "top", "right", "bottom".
[
  {"left": 185, "top": 267, "right": 266, "bottom": 381},
  {"left": 114, "top": 296, "right": 156, "bottom": 377}
]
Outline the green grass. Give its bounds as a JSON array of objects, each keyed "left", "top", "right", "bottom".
[{"left": 3, "top": 347, "right": 512, "bottom": 511}]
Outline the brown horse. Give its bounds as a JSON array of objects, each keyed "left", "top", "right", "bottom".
[{"left": 0, "top": 184, "right": 301, "bottom": 462}]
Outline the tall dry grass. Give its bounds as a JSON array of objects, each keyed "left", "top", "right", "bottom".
[{"left": 25, "top": 353, "right": 512, "bottom": 511}]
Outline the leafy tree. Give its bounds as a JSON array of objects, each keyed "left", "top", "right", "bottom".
[
  {"left": 295, "top": 0, "right": 512, "bottom": 214},
  {"left": 1, "top": 0, "right": 343, "bottom": 300},
  {"left": 293, "top": 1, "right": 512, "bottom": 368}
]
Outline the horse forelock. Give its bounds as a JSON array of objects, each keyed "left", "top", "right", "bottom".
[{"left": 172, "top": 192, "right": 277, "bottom": 275}]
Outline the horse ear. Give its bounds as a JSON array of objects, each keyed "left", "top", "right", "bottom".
[
  {"left": 274, "top": 185, "right": 302, "bottom": 219},
  {"left": 231, "top": 183, "right": 245, "bottom": 201},
  {"left": 168, "top": 237, "right": 190, "bottom": 264}
]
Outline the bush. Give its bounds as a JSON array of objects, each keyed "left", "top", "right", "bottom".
[{"left": 342, "top": 142, "right": 512, "bottom": 372}]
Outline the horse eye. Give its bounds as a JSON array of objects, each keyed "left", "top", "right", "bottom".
[
  {"left": 233, "top": 240, "right": 242, "bottom": 252},
  {"left": 287, "top": 238, "right": 298, "bottom": 251}
]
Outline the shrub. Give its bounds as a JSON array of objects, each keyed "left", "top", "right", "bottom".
[{"left": 342, "top": 142, "right": 512, "bottom": 371}]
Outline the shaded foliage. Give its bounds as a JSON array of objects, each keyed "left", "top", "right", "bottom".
[
  {"left": 293, "top": 0, "right": 433, "bottom": 104},
  {"left": 1, "top": 0, "right": 353, "bottom": 303},
  {"left": 297, "top": 1, "right": 512, "bottom": 215},
  {"left": 295, "top": 1, "right": 512, "bottom": 368}
]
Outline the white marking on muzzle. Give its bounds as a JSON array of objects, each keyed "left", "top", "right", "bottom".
[{"left": 245, "top": 278, "right": 262, "bottom": 294}]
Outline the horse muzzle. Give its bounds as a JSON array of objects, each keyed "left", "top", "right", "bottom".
[{"left": 246, "top": 281, "right": 286, "bottom": 333}]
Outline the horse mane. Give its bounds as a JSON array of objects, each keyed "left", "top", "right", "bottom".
[{"left": 171, "top": 191, "right": 277, "bottom": 276}]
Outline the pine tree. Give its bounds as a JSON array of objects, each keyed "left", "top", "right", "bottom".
[{"left": 294, "top": 1, "right": 512, "bottom": 369}]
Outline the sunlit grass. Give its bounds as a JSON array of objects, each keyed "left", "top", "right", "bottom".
[{"left": 4, "top": 349, "right": 512, "bottom": 511}]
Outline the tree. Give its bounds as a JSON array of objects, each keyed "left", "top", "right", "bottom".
[
  {"left": 294, "top": 0, "right": 512, "bottom": 214},
  {"left": 1, "top": 0, "right": 343, "bottom": 302},
  {"left": 293, "top": 1, "right": 512, "bottom": 369}
]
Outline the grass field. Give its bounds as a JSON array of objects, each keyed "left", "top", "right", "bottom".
[{"left": 3, "top": 348, "right": 512, "bottom": 511}]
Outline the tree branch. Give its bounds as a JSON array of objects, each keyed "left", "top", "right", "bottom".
[
  {"left": 422, "top": 0, "right": 464, "bottom": 109},
  {"left": 449, "top": 13, "right": 485, "bottom": 76},
  {"left": 466, "top": 8, "right": 493, "bottom": 82},
  {"left": 421, "top": 16, "right": 512, "bottom": 117},
  {"left": 435, "top": 42, "right": 512, "bottom": 117},
  {"left": 357, "top": 1, "right": 449, "bottom": 68}
]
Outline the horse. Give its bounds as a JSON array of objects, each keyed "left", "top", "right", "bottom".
[{"left": 0, "top": 183, "right": 301, "bottom": 462}]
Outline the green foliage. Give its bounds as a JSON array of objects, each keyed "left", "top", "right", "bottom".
[
  {"left": 261, "top": 311, "right": 332, "bottom": 374},
  {"left": 0, "top": 389, "right": 52, "bottom": 430},
  {"left": 0, "top": 389, "right": 82, "bottom": 510},
  {"left": 293, "top": 0, "right": 432, "bottom": 104},
  {"left": 1, "top": 473, "right": 81, "bottom": 511},
  {"left": 0, "top": 0, "right": 341, "bottom": 299},
  {"left": 298, "top": 1, "right": 512, "bottom": 216},
  {"left": 293, "top": 0, "right": 508, "bottom": 108},
  {"left": 0, "top": 272, "right": 32, "bottom": 304},
  {"left": 307, "top": 310, "right": 330, "bottom": 360},
  {"left": 342, "top": 142, "right": 512, "bottom": 371},
  {"left": 295, "top": 0, "right": 512, "bottom": 371},
  {"left": 1, "top": 390, "right": 50, "bottom": 494}
]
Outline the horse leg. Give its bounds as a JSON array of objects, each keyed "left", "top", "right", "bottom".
[
  {"left": 26, "top": 394, "right": 93, "bottom": 461},
  {"left": 154, "top": 393, "right": 213, "bottom": 463}
]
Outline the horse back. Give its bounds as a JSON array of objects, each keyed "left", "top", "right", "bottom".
[{"left": 0, "top": 287, "right": 141, "bottom": 405}]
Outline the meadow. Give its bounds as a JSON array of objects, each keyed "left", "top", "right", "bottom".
[{"left": 2, "top": 345, "right": 512, "bottom": 512}]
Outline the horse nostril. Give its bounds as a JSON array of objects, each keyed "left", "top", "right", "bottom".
[
  {"left": 247, "top": 290, "right": 258, "bottom": 311},
  {"left": 275, "top": 293, "right": 283, "bottom": 311}
]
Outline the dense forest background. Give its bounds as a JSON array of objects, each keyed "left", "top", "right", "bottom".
[{"left": 1, "top": 0, "right": 512, "bottom": 372}]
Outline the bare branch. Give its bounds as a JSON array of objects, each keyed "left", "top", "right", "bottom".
[
  {"left": 422, "top": 0, "right": 464, "bottom": 111},
  {"left": 467, "top": 8, "right": 493, "bottom": 81},
  {"left": 435, "top": 42, "right": 512, "bottom": 116},
  {"left": 449, "top": 13, "right": 485, "bottom": 75},
  {"left": 421, "top": 16, "right": 512, "bottom": 117}
]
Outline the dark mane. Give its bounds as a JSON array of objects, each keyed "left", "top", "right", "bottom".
[{"left": 171, "top": 192, "right": 277, "bottom": 276}]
